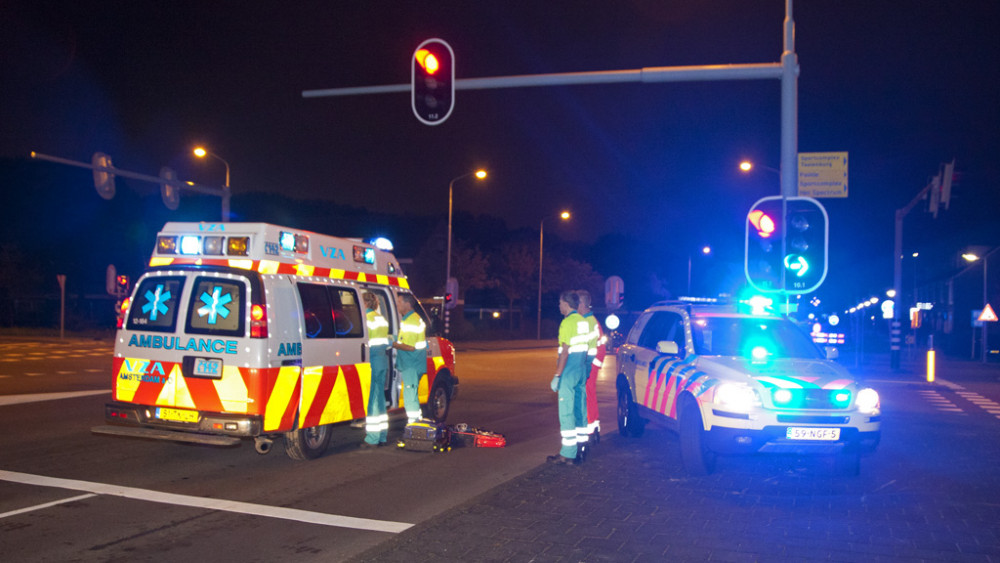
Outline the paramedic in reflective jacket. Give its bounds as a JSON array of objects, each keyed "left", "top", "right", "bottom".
[
  {"left": 393, "top": 293, "right": 427, "bottom": 423},
  {"left": 547, "top": 290, "right": 590, "bottom": 465},
  {"left": 362, "top": 292, "right": 390, "bottom": 448}
]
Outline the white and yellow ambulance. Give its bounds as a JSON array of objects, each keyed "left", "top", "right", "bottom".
[{"left": 92, "top": 222, "right": 458, "bottom": 460}]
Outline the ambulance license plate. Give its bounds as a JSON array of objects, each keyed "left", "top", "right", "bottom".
[
  {"left": 786, "top": 427, "right": 840, "bottom": 441},
  {"left": 193, "top": 357, "right": 223, "bottom": 378},
  {"left": 156, "top": 407, "right": 199, "bottom": 423}
]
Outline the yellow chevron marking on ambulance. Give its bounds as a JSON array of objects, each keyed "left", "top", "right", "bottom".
[
  {"left": 228, "top": 259, "right": 253, "bottom": 270},
  {"left": 329, "top": 269, "right": 346, "bottom": 280},
  {"left": 320, "top": 366, "right": 354, "bottom": 425},
  {"left": 376, "top": 274, "right": 388, "bottom": 285},
  {"left": 258, "top": 260, "right": 280, "bottom": 275},
  {"left": 296, "top": 264, "right": 315, "bottom": 276},
  {"left": 114, "top": 359, "right": 142, "bottom": 402},
  {"left": 149, "top": 257, "right": 174, "bottom": 267},
  {"left": 265, "top": 365, "right": 300, "bottom": 431},
  {"left": 299, "top": 365, "right": 325, "bottom": 423},
  {"left": 397, "top": 278, "right": 410, "bottom": 289},
  {"left": 155, "top": 365, "right": 192, "bottom": 408},
  {"left": 214, "top": 365, "right": 249, "bottom": 413},
  {"left": 432, "top": 356, "right": 445, "bottom": 371}
]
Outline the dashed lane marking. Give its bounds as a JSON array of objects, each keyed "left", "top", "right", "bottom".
[
  {"left": 0, "top": 470, "right": 413, "bottom": 533},
  {"left": 0, "top": 390, "right": 110, "bottom": 406}
]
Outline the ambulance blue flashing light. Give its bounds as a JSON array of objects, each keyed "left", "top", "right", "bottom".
[
  {"left": 180, "top": 236, "right": 201, "bottom": 255},
  {"left": 371, "top": 237, "right": 394, "bottom": 252},
  {"left": 279, "top": 232, "right": 296, "bottom": 252}
]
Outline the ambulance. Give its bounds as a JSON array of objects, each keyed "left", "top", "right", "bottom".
[{"left": 92, "top": 222, "right": 458, "bottom": 460}]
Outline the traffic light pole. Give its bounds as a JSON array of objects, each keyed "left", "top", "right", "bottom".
[
  {"left": 891, "top": 181, "right": 934, "bottom": 369},
  {"left": 305, "top": 0, "right": 800, "bottom": 196}
]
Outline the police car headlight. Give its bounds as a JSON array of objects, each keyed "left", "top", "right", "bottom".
[
  {"left": 715, "top": 383, "right": 760, "bottom": 412},
  {"left": 856, "top": 388, "right": 880, "bottom": 413}
]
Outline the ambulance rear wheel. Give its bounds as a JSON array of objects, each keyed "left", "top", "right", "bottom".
[
  {"left": 422, "top": 381, "right": 451, "bottom": 423},
  {"left": 284, "top": 424, "right": 331, "bottom": 460}
]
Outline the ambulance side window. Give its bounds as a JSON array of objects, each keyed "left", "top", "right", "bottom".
[
  {"left": 186, "top": 277, "right": 246, "bottom": 337},
  {"left": 329, "top": 288, "right": 363, "bottom": 338},
  {"left": 298, "top": 283, "right": 335, "bottom": 339},
  {"left": 127, "top": 276, "right": 185, "bottom": 332},
  {"left": 297, "top": 283, "right": 364, "bottom": 339}
]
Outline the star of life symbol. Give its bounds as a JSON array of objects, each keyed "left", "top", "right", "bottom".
[
  {"left": 141, "top": 284, "right": 171, "bottom": 321},
  {"left": 198, "top": 285, "right": 232, "bottom": 325}
]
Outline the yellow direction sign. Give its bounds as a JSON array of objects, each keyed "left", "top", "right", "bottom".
[
  {"left": 798, "top": 152, "right": 848, "bottom": 198},
  {"left": 978, "top": 303, "right": 998, "bottom": 322}
]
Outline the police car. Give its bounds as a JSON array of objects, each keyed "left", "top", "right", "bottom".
[
  {"left": 615, "top": 299, "right": 880, "bottom": 475},
  {"left": 92, "top": 222, "right": 458, "bottom": 460}
]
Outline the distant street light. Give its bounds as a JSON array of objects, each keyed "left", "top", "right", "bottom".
[
  {"left": 193, "top": 146, "right": 231, "bottom": 221},
  {"left": 444, "top": 169, "right": 488, "bottom": 336},
  {"left": 537, "top": 211, "right": 571, "bottom": 340}
]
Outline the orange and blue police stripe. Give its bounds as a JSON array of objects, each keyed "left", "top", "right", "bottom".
[{"left": 642, "top": 356, "right": 712, "bottom": 418}]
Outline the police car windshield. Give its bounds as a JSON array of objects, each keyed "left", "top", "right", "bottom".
[{"left": 691, "top": 316, "right": 822, "bottom": 359}]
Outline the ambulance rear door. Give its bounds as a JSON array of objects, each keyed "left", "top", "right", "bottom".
[{"left": 294, "top": 281, "right": 368, "bottom": 427}]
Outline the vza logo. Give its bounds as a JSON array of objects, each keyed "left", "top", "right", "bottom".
[
  {"left": 120, "top": 359, "right": 167, "bottom": 383},
  {"left": 320, "top": 246, "right": 345, "bottom": 260}
]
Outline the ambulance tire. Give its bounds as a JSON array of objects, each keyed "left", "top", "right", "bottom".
[
  {"left": 284, "top": 424, "right": 332, "bottom": 460},
  {"left": 616, "top": 380, "right": 643, "bottom": 437},
  {"left": 422, "top": 380, "right": 451, "bottom": 423},
  {"left": 680, "top": 402, "right": 716, "bottom": 476}
]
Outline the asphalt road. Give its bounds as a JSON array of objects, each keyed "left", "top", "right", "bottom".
[
  {"left": 2, "top": 338, "right": 1000, "bottom": 562},
  {"left": 0, "top": 337, "right": 589, "bottom": 562}
]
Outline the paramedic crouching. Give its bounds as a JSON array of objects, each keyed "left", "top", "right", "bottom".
[{"left": 393, "top": 294, "right": 427, "bottom": 424}]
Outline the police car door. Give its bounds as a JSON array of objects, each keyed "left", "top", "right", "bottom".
[
  {"left": 633, "top": 311, "right": 686, "bottom": 415},
  {"left": 295, "top": 282, "right": 367, "bottom": 425}
]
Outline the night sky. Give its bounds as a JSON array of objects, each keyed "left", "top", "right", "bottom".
[{"left": 2, "top": 1, "right": 998, "bottom": 312}]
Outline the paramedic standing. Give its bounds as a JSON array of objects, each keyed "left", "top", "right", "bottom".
[
  {"left": 577, "top": 290, "right": 605, "bottom": 446},
  {"left": 547, "top": 290, "right": 590, "bottom": 465},
  {"left": 362, "top": 292, "right": 390, "bottom": 448},
  {"left": 394, "top": 294, "right": 427, "bottom": 424}
]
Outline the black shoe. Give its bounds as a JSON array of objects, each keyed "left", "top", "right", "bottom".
[
  {"left": 576, "top": 444, "right": 588, "bottom": 463},
  {"left": 546, "top": 454, "right": 575, "bottom": 465}
]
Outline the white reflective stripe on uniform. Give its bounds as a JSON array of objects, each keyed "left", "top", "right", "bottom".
[
  {"left": 561, "top": 429, "right": 577, "bottom": 447},
  {"left": 406, "top": 409, "right": 421, "bottom": 423},
  {"left": 413, "top": 341, "right": 427, "bottom": 350},
  {"left": 567, "top": 344, "right": 589, "bottom": 353},
  {"left": 401, "top": 321, "right": 426, "bottom": 333},
  {"left": 592, "top": 357, "right": 603, "bottom": 367},
  {"left": 365, "top": 413, "right": 389, "bottom": 432},
  {"left": 369, "top": 337, "right": 390, "bottom": 347},
  {"left": 576, "top": 427, "right": 589, "bottom": 443},
  {"left": 367, "top": 316, "right": 389, "bottom": 330},
  {"left": 587, "top": 420, "right": 600, "bottom": 433}
]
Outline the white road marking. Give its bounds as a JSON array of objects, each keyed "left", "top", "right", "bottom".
[
  {"left": 0, "top": 470, "right": 412, "bottom": 533},
  {"left": 0, "top": 494, "right": 97, "bottom": 519},
  {"left": 0, "top": 390, "right": 110, "bottom": 406}
]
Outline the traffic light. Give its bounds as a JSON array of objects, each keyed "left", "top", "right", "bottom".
[
  {"left": 745, "top": 197, "right": 784, "bottom": 292},
  {"left": 783, "top": 197, "right": 828, "bottom": 293},
  {"left": 412, "top": 38, "right": 454, "bottom": 126},
  {"left": 116, "top": 274, "right": 130, "bottom": 293},
  {"left": 745, "top": 196, "right": 829, "bottom": 294},
  {"left": 445, "top": 277, "right": 459, "bottom": 310}
]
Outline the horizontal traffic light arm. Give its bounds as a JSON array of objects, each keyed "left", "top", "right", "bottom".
[{"left": 302, "top": 62, "right": 783, "bottom": 98}]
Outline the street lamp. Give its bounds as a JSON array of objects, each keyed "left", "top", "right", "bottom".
[
  {"left": 963, "top": 251, "right": 990, "bottom": 363},
  {"left": 739, "top": 160, "right": 781, "bottom": 176},
  {"left": 444, "top": 169, "right": 487, "bottom": 336},
  {"left": 687, "top": 245, "right": 712, "bottom": 295},
  {"left": 193, "top": 146, "right": 231, "bottom": 221},
  {"left": 537, "top": 210, "right": 571, "bottom": 340}
]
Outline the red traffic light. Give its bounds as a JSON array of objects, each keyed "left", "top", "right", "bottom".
[
  {"left": 445, "top": 292, "right": 454, "bottom": 303},
  {"left": 748, "top": 210, "right": 776, "bottom": 238},
  {"left": 116, "top": 275, "right": 129, "bottom": 288},
  {"left": 415, "top": 49, "right": 440, "bottom": 75}
]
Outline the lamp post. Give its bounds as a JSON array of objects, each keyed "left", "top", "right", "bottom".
[
  {"left": 537, "top": 211, "right": 571, "bottom": 340},
  {"left": 193, "top": 147, "right": 231, "bottom": 221},
  {"left": 444, "top": 169, "right": 487, "bottom": 337},
  {"left": 687, "top": 245, "right": 712, "bottom": 295},
  {"left": 963, "top": 251, "right": 994, "bottom": 363}
]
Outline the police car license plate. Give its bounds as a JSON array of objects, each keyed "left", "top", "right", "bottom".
[
  {"left": 156, "top": 407, "right": 199, "bottom": 423},
  {"left": 193, "top": 357, "right": 223, "bottom": 378},
  {"left": 786, "top": 427, "right": 840, "bottom": 440}
]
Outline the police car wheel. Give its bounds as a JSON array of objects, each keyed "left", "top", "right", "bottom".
[
  {"left": 283, "top": 424, "right": 332, "bottom": 460},
  {"left": 616, "top": 382, "right": 642, "bottom": 438},
  {"left": 679, "top": 403, "right": 716, "bottom": 476},
  {"left": 422, "top": 382, "right": 451, "bottom": 423}
]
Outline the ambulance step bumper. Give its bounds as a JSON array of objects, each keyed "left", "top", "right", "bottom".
[{"left": 91, "top": 425, "right": 241, "bottom": 447}]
